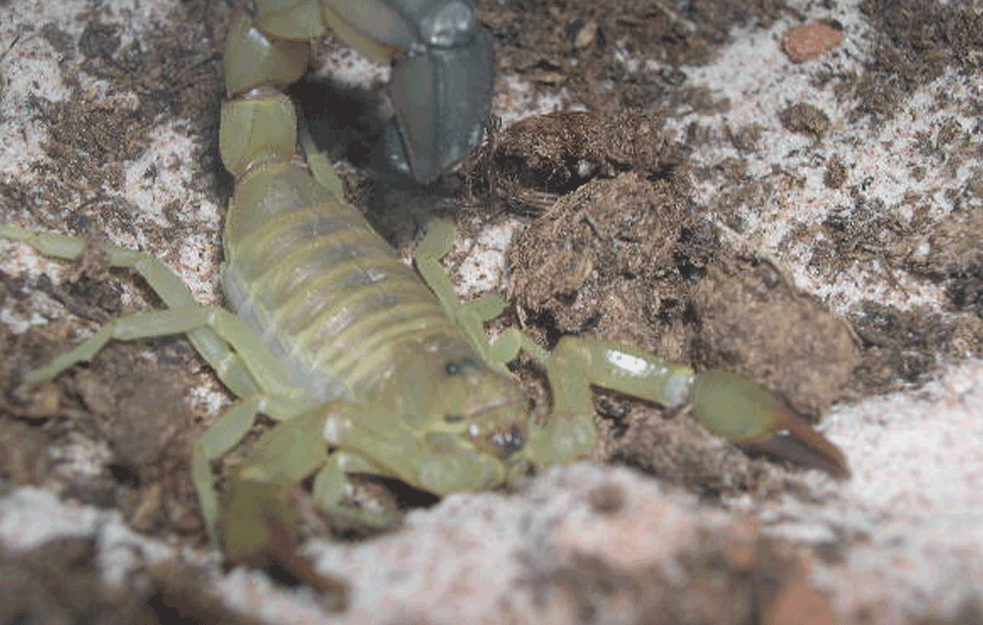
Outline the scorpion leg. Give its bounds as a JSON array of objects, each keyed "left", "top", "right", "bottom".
[
  {"left": 219, "top": 408, "right": 329, "bottom": 561},
  {"left": 299, "top": 120, "right": 346, "bottom": 201},
  {"left": 222, "top": 405, "right": 400, "bottom": 561},
  {"left": 221, "top": 394, "right": 510, "bottom": 561},
  {"left": 9, "top": 299, "right": 304, "bottom": 402},
  {"left": 247, "top": 390, "right": 514, "bottom": 500},
  {"left": 528, "top": 337, "right": 850, "bottom": 477},
  {"left": 0, "top": 232, "right": 324, "bottom": 538},
  {"left": 0, "top": 225, "right": 261, "bottom": 400},
  {"left": 413, "top": 219, "right": 529, "bottom": 374},
  {"left": 0, "top": 225, "right": 330, "bottom": 540},
  {"left": 311, "top": 452, "right": 401, "bottom": 528},
  {"left": 13, "top": 300, "right": 331, "bottom": 540}
]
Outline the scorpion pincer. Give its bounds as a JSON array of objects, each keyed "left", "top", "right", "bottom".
[{"left": 1, "top": 0, "right": 849, "bottom": 565}]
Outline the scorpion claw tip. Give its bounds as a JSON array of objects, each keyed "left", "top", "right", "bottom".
[
  {"left": 741, "top": 409, "right": 851, "bottom": 479},
  {"left": 690, "top": 370, "right": 851, "bottom": 479}
]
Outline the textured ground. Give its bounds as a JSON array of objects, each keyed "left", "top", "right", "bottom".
[{"left": 1, "top": 0, "right": 982, "bottom": 623}]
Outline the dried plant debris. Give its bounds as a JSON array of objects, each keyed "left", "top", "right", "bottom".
[
  {"left": 828, "top": 204, "right": 983, "bottom": 395},
  {"left": 507, "top": 170, "right": 859, "bottom": 422},
  {"left": 846, "top": 0, "right": 983, "bottom": 123},
  {"left": 851, "top": 301, "right": 983, "bottom": 394},
  {"left": 906, "top": 205, "right": 983, "bottom": 316},
  {"left": 860, "top": 0, "right": 983, "bottom": 100},
  {"left": 804, "top": 197, "right": 912, "bottom": 284},
  {"left": 479, "top": 0, "right": 786, "bottom": 114},
  {"left": 778, "top": 102, "right": 831, "bottom": 141},
  {"left": 692, "top": 255, "right": 861, "bottom": 420},
  {"left": 506, "top": 164, "right": 859, "bottom": 488},
  {"left": 65, "top": 343, "right": 203, "bottom": 535},
  {"left": 0, "top": 418, "right": 48, "bottom": 488},
  {"left": 491, "top": 111, "right": 674, "bottom": 213},
  {"left": 7, "top": 9, "right": 226, "bottom": 236},
  {"left": 605, "top": 407, "right": 785, "bottom": 497},
  {"left": 508, "top": 171, "right": 713, "bottom": 357}
]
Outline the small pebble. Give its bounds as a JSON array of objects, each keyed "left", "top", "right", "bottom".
[
  {"left": 782, "top": 22, "right": 844, "bottom": 62},
  {"left": 531, "top": 70, "right": 566, "bottom": 85},
  {"left": 571, "top": 20, "right": 598, "bottom": 49},
  {"left": 765, "top": 579, "right": 836, "bottom": 625}
]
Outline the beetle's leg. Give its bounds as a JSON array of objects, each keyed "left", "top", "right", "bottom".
[
  {"left": 527, "top": 336, "right": 850, "bottom": 478},
  {"left": 318, "top": 0, "right": 495, "bottom": 181}
]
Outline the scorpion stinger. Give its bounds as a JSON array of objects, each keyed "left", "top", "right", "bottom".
[
  {"left": 319, "top": 0, "right": 495, "bottom": 181},
  {"left": 383, "top": 12, "right": 495, "bottom": 181}
]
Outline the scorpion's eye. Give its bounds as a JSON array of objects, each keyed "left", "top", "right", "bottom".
[{"left": 444, "top": 357, "right": 477, "bottom": 376}]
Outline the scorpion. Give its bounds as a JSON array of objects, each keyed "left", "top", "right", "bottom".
[{"left": 1, "top": 0, "right": 849, "bottom": 566}]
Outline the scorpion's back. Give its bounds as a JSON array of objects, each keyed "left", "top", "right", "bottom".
[{"left": 221, "top": 158, "right": 463, "bottom": 399}]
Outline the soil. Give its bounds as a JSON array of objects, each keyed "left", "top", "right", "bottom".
[{"left": 1, "top": 0, "right": 982, "bottom": 622}]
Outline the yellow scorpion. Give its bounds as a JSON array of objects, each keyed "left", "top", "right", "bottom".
[{"left": 1, "top": 0, "right": 848, "bottom": 564}]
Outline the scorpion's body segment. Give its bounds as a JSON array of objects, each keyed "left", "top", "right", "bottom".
[
  {"left": 1, "top": 0, "right": 850, "bottom": 566},
  {"left": 222, "top": 158, "right": 463, "bottom": 400}
]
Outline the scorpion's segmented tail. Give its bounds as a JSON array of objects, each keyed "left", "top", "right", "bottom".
[{"left": 219, "top": 24, "right": 462, "bottom": 398}]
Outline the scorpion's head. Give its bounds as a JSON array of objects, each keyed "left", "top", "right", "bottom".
[{"left": 391, "top": 336, "right": 531, "bottom": 462}]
